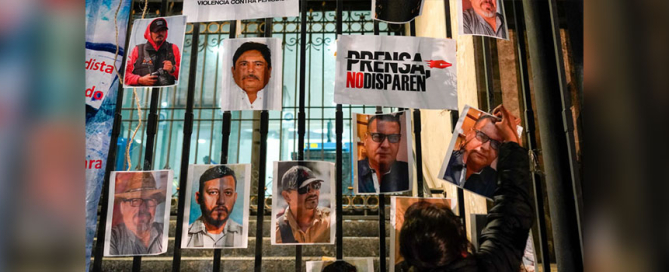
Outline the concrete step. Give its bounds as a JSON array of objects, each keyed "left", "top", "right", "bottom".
[
  {"left": 93, "top": 237, "right": 391, "bottom": 258},
  {"left": 93, "top": 256, "right": 390, "bottom": 272}
]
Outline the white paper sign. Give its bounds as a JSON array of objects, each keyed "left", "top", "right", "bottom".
[
  {"left": 334, "top": 35, "right": 457, "bottom": 110},
  {"left": 85, "top": 50, "right": 120, "bottom": 109},
  {"left": 219, "top": 38, "right": 283, "bottom": 111},
  {"left": 271, "top": 161, "right": 336, "bottom": 245},
  {"left": 104, "top": 170, "right": 173, "bottom": 256},
  {"left": 183, "top": 0, "right": 299, "bottom": 22},
  {"left": 181, "top": 164, "right": 251, "bottom": 249},
  {"left": 457, "top": 0, "right": 510, "bottom": 40}
]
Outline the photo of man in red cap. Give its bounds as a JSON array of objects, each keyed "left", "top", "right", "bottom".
[{"left": 124, "top": 16, "right": 185, "bottom": 87}]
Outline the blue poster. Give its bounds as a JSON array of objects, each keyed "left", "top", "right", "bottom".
[{"left": 85, "top": 0, "right": 131, "bottom": 269}]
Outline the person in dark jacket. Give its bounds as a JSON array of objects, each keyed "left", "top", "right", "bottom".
[
  {"left": 125, "top": 17, "right": 181, "bottom": 86},
  {"left": 399, "top": 106, "right": 533, "bottom": 271}
]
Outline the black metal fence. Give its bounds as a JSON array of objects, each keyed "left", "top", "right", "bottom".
[{"left": 92, "top": 0, "right": 583, "bottom": 271}]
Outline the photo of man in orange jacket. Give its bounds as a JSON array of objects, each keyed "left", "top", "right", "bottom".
[{"left": 125, "top": 17, "right": 182, "bottom": 86}]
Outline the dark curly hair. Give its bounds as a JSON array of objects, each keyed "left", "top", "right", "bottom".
[{"left": 399, "top": 201, "right": 472, "bottom": 271}]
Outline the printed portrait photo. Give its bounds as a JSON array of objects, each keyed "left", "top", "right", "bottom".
[
  {"left": 306, "top": 258, "right": 374, "bottom": 272},
  {"left": 219, "top": 37, "right": 283, "bottom": 111},
  {"left": 181, "top": 164, "right": 251, "bottom": 249},
  {"left": 458, "top": 0, "right": 509, "bottom": 40},
  {"left": 438, "top": 105, "right": 523, "bottom": 199},
  {"left": 353, "top": 111, "right": 413, "bottom": 195},
  {"left": 123, "top": 15, "right": 187, "bottom": 88},
  {"left": 390, "top": 197, "right": 454, "bottom": 272},
  {"left": 104, "top": 170, "right": 173, "bottom": 256},
  {"left": 372, "top": 0, "right": 424, "bottom": 23},
  {"left": 271, "top": 161, "right": 335, "bottom": 245}
]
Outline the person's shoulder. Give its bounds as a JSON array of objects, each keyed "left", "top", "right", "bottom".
[
  {"left": 152, "top": 222, "right": 164, "bottom": 233},
  {"left": 394, "top": 160, "right": 409, "bottom": 173},
  {"left": 226, "top": 219, "right": 243, "bottom": 234},
  {"left": 230, "top": 219, "right": 243, "bottom": 229},
  {"left": 462, "top": 8, "right": 476, "bottom": 21},
  {"left": 110, "top": 223, "right": 125, "bottom": 236}
]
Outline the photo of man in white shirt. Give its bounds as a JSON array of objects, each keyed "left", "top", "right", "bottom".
[{"left": 220, "top": 38, "right": 282, "bottom": 111}]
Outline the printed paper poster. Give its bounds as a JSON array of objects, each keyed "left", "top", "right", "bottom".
[
  {"left": 335, "top": 35, "right": 457, "bottom": 109},
  {"left": 123, "top": 16, "right": 187, "bottom": 88},
  {"left": 219, "top": 38, "right": 283, "bottom": 111},
  {"left": 458, "top": 0, "right": 510, "bottom": 40},
  {"left": 184, "top": 0, "right": 299, "bottom": 22},
  {"left": 181, "top": 164, "right": 251, "bottom": 248},
  {"left": 104, "top": 170, "right": 173, "bottom": 256},
  {"left": 271, "top": 161, "right": 336, "bottom": 245},
  {"left": 85, "top": 0, "right": 132, "bottom": 268},
  {"left": 353, "top": 111, "right": 413, "bottom": 195},
  {"left": 438, "top": 105, "right": 523, "bottom": 199}
]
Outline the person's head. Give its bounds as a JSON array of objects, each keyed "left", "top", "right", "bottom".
[
  {"left": 280, "top": 165, "right": 323, "bottom": 216},
  {"left": 364, "top": 114, "right": 402, "bottom": 172},
  {"left": 399, "top": 201, "right": 471, "bottom": 271},
  {"left": 322, "top": 260, "right": 357, "bottom": 272},
  {"left": 461, "top": 115, "right": 502, "bottom": 172},
  {"left": 116, "top": 172, "right": 166, "bottom": 237},
  {"left": 469, "top": 0, "right": 497, "bottom": 18},
  {"left": 148, "top": 18, "right": 169, "bottom": 44},
  {"left": 195, "top": 166, "right": 238, "bottom": 229},
  {"left": 231, "top": 42, "right": 273, "bottom": 95}
]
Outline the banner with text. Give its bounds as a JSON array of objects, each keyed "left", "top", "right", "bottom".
[
  {"left": 334, "top": 35, "right": 457, "bottom": 110},
  {"left": 85, "top": 0, "right": 132, "bottom": 269},
  {"left": 183, "top": 0, "right": 299, "bottom": 22}
]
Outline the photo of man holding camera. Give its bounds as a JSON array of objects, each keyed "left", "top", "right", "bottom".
[{"left": 124, "top": 17, "right": 184, "bottom": 87}]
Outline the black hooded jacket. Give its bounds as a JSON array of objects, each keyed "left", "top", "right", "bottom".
[{"left": 409, "top": 142, "right": 534, "bottom": 272}]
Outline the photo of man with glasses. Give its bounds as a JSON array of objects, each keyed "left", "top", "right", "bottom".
[
  {"left": 355, "top": 112, "right": 412, "bottom": 194},
  {"left": 440, "top": 105, "right": 521, "bottom": 198},
  {"left": 105, "top": 171, "right": 172, "bottom": 256},
  {"left": 272, "top": 161, "right": 335, "bottom": 244}
]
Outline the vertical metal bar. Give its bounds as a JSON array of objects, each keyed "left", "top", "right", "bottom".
[
  {"left": 481, "top": 38, "right": 495, "bottom": 112},
  {"left": 255, "top": 110, "right": 269, "bottom": 272},
  {"left": 547, "top": 0, "right": 583, "bottom": 255},
  {"left": 413, "top": 110, "right": 424, "bottom": 197},
  {"left": 133, "top": 2, "right": 168, "bottom": 270},
  {"left": 372, "top": 22, "right": 386, "bottom": 272},
  {"left": 442, "top": 0, "right": 466, "bottom": 232},
  {"left": 92, "top": 2, "right": 135, "bottom": 269},
  {"left": 213, "top": 19, "right": 237, "bottom": 272},
  {"left": 444, "top": 0, "right": 452, "bottom": 39},
  {"left": 254, "top": 17, "right": 273, "bottom": 272},
  {"left": 521, "top": 0, "right": 583, "bottom": 270},
  {"left": 132, "top": 88, "right": 159, "bottom": 272},
  {"left": 335, "top": 0, "right": 344, "bottom": 261},
  {"left": 297, "top": 0, "right": 307, "bottom": 161},
  {"left": 511, "top": 2, "right": 551, "bottom": 271},
  {"left": 407, "top": 20, "right": 424, "bottom": 198},
  {"left": 295, "top": 1, "right": 308, "bottom": 270},
  {"left": 450, "top": 111, "right": 466, "bottom": 231},
  {"left": 171, "top": 23, "right": 200, "bottom": 272},
  {"left": 253, "top": 111, "right": 269, "bottom": 272}
]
